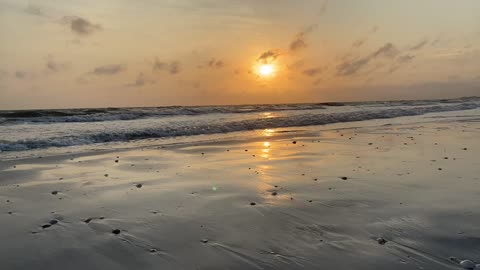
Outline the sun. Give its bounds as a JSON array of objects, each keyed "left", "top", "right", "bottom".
[{"left": 258, "top": 64, "right": 275, "bottom": 77}]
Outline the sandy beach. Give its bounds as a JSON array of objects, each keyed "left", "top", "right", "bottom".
[{"left": 1, "top": 110, "right": 479, "bottom": 270}]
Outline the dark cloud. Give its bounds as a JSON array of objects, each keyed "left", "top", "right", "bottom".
[
  {"left": 46, "top": 55, "right": 68, "bottom": 72},
  {"left": 289, "top": 25, "right": 317, "bottom": 52},
  {"left": 92, "top": 64, "right": 124, "bottom": 75},
  {"left": 410, "top": 39, "right": 429, "bottom": 51},
  {"left": 62, "top": 16, "right": 102, "bottom": 35},
  {"left": 337, "top": 43, "right": 399, "bottom": 76},
  {"left": 257, "top": 50, "right": 282, "bottom": 64},
  {"left": 153, "top": 59, "right": 181, "bottom": 75},
  {"left": 208, "top": 59, "right": 224, "bottom": 68},
  {"left": 302, "top": 67, "right": 322, "bottom": 77}
]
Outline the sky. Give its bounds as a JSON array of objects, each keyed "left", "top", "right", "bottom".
[{"left": 0, "top": 0, "right": 479, "bottom": 109}]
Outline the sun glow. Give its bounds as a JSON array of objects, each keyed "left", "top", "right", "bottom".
[{"left": 258, "top": 64, "right": 275, "bottom": 77}]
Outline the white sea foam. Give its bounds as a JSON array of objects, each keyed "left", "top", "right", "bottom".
[{"left": 1, "top": 98, "right": 478, "bottom": 152}]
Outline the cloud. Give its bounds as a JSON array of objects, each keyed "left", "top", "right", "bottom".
[
  {"left": 371, "top": 43, "right": 399, "bottom": 58},
  {"left": 62, "top": 16, "right": 102, "bottom": 35},
  {"left": 352, "top": 38, "right": 366, "bottom": 48},
  {"left": 397, "top": 54, "right": 415, "bottom": 63},
  {"left": 302, "top": 67, "right": 323, "bottom": 77},
  {"left": 46, "top": 55, "right": 69, "bottom": 72},
  {"left": 257, "top": 50, "right": 282, "bottom": 64},
  {"left": 388, "top": 54, "right": 415, "bottom": 73},
  {"left": 92, "top": 64, "right": 124, "bottom": 75},
  {"left": 319, "top": 0, "right": 328, "bottom": 16},
  {"left": 337, "top": 43, "right": 399, "bottom": 76},
  {"left": 410, "top": 39, "right": 429, "bottom": 51},
  {"left": 24, "top": 4, "right": 45, "bottom": 17},
  {"left": 208, "top": 59, "right": 225, "bottom": 68},
  {"left": 14, "top": 71, "right": 33, "bottom": 80},
  {"left": 352, "top": 26, "right": 379, "bottom": 48},
  {"left": 126, "top": 72, "right": 155, "bottom": 87},
  {"left": 289, "top": 24, "right": 317, "bottom": 52},
  {"left": 153, "top": 58, "right": 181, "bottom": 74}
]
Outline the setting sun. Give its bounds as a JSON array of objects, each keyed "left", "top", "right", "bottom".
[{"left": 258, "top": 64, "right": 275, "bottom": 77}]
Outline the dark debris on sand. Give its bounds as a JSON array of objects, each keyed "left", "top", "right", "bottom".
[
  {"left": 376, "top": 237, "right": 387, "bottom": 245},
  {"left": 112, "top": 229, "right": 121, "bottom": 235}
]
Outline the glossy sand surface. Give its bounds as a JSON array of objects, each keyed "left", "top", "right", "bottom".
[{"left": 1, "top": 113, "right": 479, "bottom": 270}]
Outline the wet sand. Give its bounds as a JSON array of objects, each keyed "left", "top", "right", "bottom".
[{"left": 1, "top": 114, "right": 479, "bottom": 270}]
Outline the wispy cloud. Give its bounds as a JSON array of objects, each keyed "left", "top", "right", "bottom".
[
  {"left": 24, "top": 4, "right": 45, "bottom": 17},
  {"left": 208, "top": 59, "right": 225, "bottom": 69},
  {"left": 302, "top": 67, "right": 323, "bottom": 77},
  {"left": 257, "top": 50, "right": 282, "bottom": 64},
  {"left": 92, "top": 64, "right": 125, "bottom": 75},
  {"left": 351, "top": 26, "right": 378, "bottom": 48},
  {"left": 126, "top": 72, "right": 155, "bottom": 87},
  {"left": 62, "top": 16, "right": 102, "bottom": 36},
  {"left": 153, "top": 59, "right": 181, "bottom": 74},
  {"left": 46, "top": 55, "right": 69, "bottom": 72},
  {"left": 290, "top": 24, "right": 317, "bottom": 52},
  {"left": 409, "top": 39, "right": 429, "bottom": 51},
  {"left": 337, "top": 43, "right": 399, "bottom": 76},
  {"left": 319, "top": 0, "right": 328, "bottom": 16},
  {"left": 388, "top": 54, "right": 415, "bottom": 73},
  {"left": 14, "top": 70, "right": 34, "bottom": 80}
]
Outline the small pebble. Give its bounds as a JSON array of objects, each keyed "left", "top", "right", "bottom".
[
  {"left": 112, "top": 229, "right": 121, "bottom": 235},
  {"left": 340, "top": 176, "right": 348, "bottom": 180},
  {"left": 292, "top": 141, "right": 297, "bottom": 144},
  {"left": 201, "top": 239, "right": 209, "bottom": 243},
  {"left": 149, "top": 248, "right": 157, "bottom": 253},
  {"left": 41, "top": 224, "right": 51, "bottom": 229},
  {"left": 84, "top": 218, "right": 92, "bottom": 223},
  {"left": 250, "top": 202, "right": 256, "bottom": 206},
  {"left": 49, "top": 219, "right": 58, "bottom": 225},
  {"left": 51, "top": 191, "right": 58, "bottom": 195},
  {"left": 377, "top": 237, "right": 387, "bottom": 245},
  {"left": 271, "top": 192, "right": 277, "bottom": 196},
  {"left": 459, "top": 260, "right": 475, "bottom": 269},
  {"left": 136, "top": 184, "right": 143, "bottom": 188},
  {"left": 115, "top": 160, "right": 119, "bottom": 163}
]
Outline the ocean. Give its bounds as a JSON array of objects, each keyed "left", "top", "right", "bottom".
[{"left": 1, "top": 97, "right": 479, "bottom": 157}]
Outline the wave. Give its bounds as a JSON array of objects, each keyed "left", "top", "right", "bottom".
[
  {"left": 0, "top": 104, "right": 329, "bottom": 124},
  {"left": 1, "top": 101, "right": 478, "bottom": 152}
]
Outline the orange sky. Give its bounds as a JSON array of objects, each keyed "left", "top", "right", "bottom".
[{"left": 0, "top": 0, "right": 479, "bottom": 109}]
